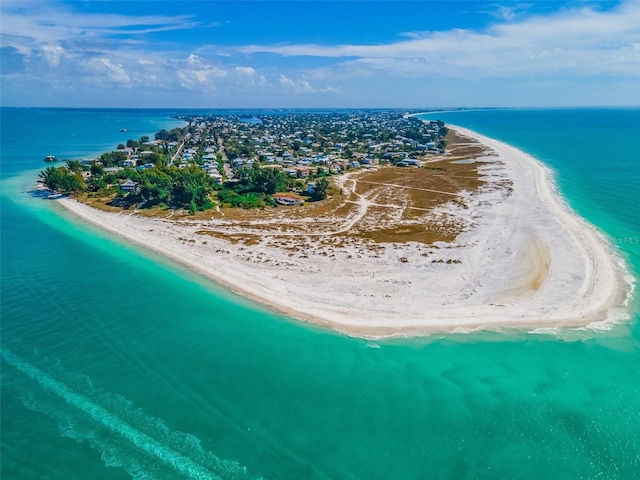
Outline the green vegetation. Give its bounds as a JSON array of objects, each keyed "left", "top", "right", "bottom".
[
  {"left": 119, "top": 165, "right": 214, "bottom": 213},
  {"left": 217, "top": 190, "right": 273, "bottom": 209},
  {"left": 39, "top": 166, "right": 86, "bottom": 193},
  {"left": 236, "top": 164, "right": 290, "bottom": 194},
  {"left": 310, "top": 178, "right": 330, "bottom": 201}
]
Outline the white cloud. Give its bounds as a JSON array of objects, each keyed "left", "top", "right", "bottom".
[
  {"left": 0, "top": 2, "right": 198, "bottom": 46},
  {"left": 278, "top": 74, "right": 337, "bottom": 95},
  {"left": 40, "top": 45, "right": 66, "bottom": 67},
  {"left": 174, "top": 54, "right": 227, "bottom": 91},
  {"left": 484, "top": 3, "right": 533, "bottom": 21},
  {"left": 235, "top": 66, "right": 256, "bottom": 76},
  {"left": 81, "top": 57, "right": 131, "bottom": 85},
  {"left": 279, "top": 74, "right": 315, "bottom": 93},
  {"left": 237, "top": 1, "right": 640, "bottom": 79},
  {"left": 233, "top": 66, "right": 266, "bottom": 87},
  {"left": 186, "top": 54, "right": 200, "bottom": 66},
  {"left": 279, "top": 74, "right": 296, "bottom": 88}
]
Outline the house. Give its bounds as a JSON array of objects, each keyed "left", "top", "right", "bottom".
[
  {"left": 120, "top": 179, "right": 138, "bottom": 192},
  {"left": 209, "top": 173, "right": 223, "bottom": 184},
  {"left": 273, "top": 194, "right": 303, "bottom": 206},
  {"left": 306, "top": 182, "right": 317, "bottom": 195},
  {"left": 295, "top": 167, "right": 311, "bottom": 178}
]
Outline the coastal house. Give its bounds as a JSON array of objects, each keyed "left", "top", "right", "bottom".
[
  {"left": 306, "top": 182, "right": 317, "bottom": 195},
  {"left": 209, "top": 173, "right": 223, "bottom": 184},
  {"left": 120, "top": 179, "right": 138, "bottom": 192},
  {"left": 291, "top": 167, "right": 311, "bottom": 178},
  {"left": 273, "top": 194, "right": 303, "bottom": 206}
]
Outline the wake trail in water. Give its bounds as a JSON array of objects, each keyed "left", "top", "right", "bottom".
[{"left": 1, "top": 349, "right": 257, "bottom": 480}]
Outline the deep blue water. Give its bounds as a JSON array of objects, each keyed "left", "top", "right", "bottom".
[{"left": 1, "top": 108, "right": 639, "bottom": 480}]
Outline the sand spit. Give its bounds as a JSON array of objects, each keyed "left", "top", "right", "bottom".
[{"left": 56, "top": 127, "right": 632, "bottom": 338}]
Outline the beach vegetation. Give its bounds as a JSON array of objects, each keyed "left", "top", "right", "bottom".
[
  {"left": 39, "top": 166, "right": 86, "bottom": 194},
  {"left": 86, "top": 175, "right": 108, "bottom": 193},
  {"left": 310, "top": 178, "right": 330, "bottom": 201},
  {"left": 217, "top": 190, "right": 272, "bottom": 209},
  {"left": 113, "top": 165, "right": 215, "bottom": 213},
  {"left": 155, "top": 127, "right": 185, "bottom": 142},
  {"left": 99, "top": 150, "right": 129, "bottom": 167},
  {"left": 65, "top": 159, "right": 85, "bottom": 173},
  {"left": 237, "top": 164, "right": 290, "bottom": 195}
]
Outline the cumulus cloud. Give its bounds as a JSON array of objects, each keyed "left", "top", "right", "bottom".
[
  {"left": 233, "top": 66, "right": 266, "bottom": 87},
  {"left": 173, "top": 54, "right": 228, "bottom": 91},
  {"left": 235, "top": 66, "right": 256, "bottom": 76},
  {"left": 279, "top": 74, "right": 296, "bottom": 88},
  {"left": 279, "top": 74, "right": 316, "bottom": 93},
  {"left": 278, "top": 74, "right": 338, "bottom": 95},
  {"left": 81, "top": 57, "right": 131, "bottom": 85},
  {"left": 40, "top": 45, "right": 66, "bottom": 67}
]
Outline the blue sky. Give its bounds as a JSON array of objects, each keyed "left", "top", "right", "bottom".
[{"left": 1, "top": 1, "right": 639, "bottom": 108}]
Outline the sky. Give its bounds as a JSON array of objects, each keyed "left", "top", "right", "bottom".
[{"left": 1, "top": 0, "right": 639, "bottom": 108}]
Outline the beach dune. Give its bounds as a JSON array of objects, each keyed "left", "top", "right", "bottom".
[{"left": 57, "top": 127, "right": 631, "bottom": 338}]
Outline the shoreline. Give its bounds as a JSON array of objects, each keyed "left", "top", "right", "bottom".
[{"left": 55, "top": 126, "right": 634, "bottom": 338}]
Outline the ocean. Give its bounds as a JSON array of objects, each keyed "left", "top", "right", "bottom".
[{"left": 1, "top": 107, "right": 639, "bottom": 479}]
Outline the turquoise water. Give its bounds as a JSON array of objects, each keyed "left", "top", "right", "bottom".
[{"left": 2, "top": 108, "right": 639, "bottom": 479}]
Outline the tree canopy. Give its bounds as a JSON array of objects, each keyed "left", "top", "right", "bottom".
[
  {"left": 310, "top": 178, "right": 330, "bottom": 201},
  {"left": 39, "top": 166, "right": 86, "bottom": 193}
]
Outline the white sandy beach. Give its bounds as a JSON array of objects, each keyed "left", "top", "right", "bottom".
[{"left": 56, "top": 127, "right": 632, "bottom": 338}]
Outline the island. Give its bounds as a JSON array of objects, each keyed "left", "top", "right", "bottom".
[{"left": 40, "top": 111, "right": 631, "bottom": 338}]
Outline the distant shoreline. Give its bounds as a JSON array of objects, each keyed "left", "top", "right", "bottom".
[{"left": 54, "top": 126, "right": 633, "bottom": 338}]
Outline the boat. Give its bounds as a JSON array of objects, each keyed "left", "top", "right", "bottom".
[
  {"left": 43, "top": 155, "right": 57, "bottom": 162},
  {"left": 119, "top": 128, "right": 127, "bottom": 132}
]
